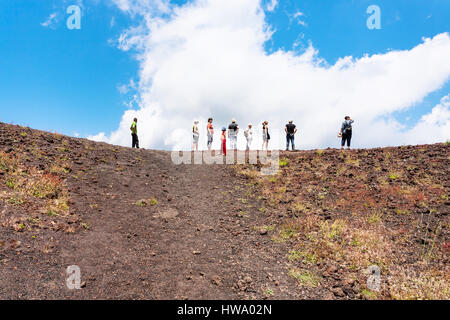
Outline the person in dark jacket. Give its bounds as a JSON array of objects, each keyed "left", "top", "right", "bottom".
[{"left": 285, "top": 120, "right": 297, "bottom": 151}]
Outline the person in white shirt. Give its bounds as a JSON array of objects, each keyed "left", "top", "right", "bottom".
[
  {"left": 228, "top": 118, "right": 239, "bottom": 150},
  {"left": 244, "top": 123, "right": 253, "bottom": 151},
  {"left": 192, "top": 120, "right": 199, "bottom": 151}
]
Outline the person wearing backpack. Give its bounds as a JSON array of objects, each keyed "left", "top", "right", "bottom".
[{"left": 340, "top": 116, "right": 354, "bottom": 150}]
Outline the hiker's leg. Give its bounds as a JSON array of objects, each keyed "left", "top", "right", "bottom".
[
  {"left": 286, "top": 135, "right": 290, "bottom": 150},
  {"left": 136, "top": 135, "right": 139, "bottom": 148},
  {"left": 291, "top": 135, "right": 295, "bottom": 150},
  {"left": 132, "top": 134, "right": 137, "bottom": 148},
  {"left": 341, "top": 134, "right": 346, "bottom": 148}
]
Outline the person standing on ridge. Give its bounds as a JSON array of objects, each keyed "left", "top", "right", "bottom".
[
  {"left": 220, "top": 127, "right": 227, "bottom": 155},
  {"left": 192, "top": 120, "right": 199, "bottom": 151},
  {"left": 285, "top": 120, "right": 297, "bottom": 151},
  {"left": 207, "top": 118, "right": 214, "bottom": 151},
  {"left": 228, "top": 118, "right": 239, "bottom": 150},
  {"left": 340, "top": 116, "right": 354, "bottom": 150},
  {"left": 262, "top": 121, "right": 270, "bottom": 150},
  {"left": 130, "top": 117, "right": 139, "bottom": 148},
  {"left": 244, "top": 123, "right": 253, "bottom": 151}
]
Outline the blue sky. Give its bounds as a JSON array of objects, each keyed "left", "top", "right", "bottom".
[{"left": 0, "top": 0, "right": 449, "bottom": 141}]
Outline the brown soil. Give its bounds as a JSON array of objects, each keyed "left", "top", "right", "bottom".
[{"left": 0, "top": 122, "right": 448, "bottom": 300}]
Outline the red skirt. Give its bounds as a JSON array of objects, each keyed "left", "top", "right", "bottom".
[{"left": 222, "top": 139, "right": 226, "bottom": 155}]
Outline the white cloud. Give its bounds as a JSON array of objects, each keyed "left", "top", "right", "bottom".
[
  {"left": 293, "top": 11, "right": 307, "bottom": 26},
  {"left": 41, "top": 13, "right": 58, "bottom": 28},
  {"left": 117, "top": 79, "right": 137, "bottom": 94},
  {"left": 266, "top": 0, "right": 278, "bottom": 12},
  {"left": 90, "top": 0, "right": 450, "bottom": 150}
]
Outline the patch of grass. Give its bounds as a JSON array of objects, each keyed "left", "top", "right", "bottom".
[
  {"left": 320, "top": 219, "right": 346, "bottom": 240},
  {"left": 316, "top": 149, "right": 324, "bottom": 156},
  {"left": 279, "top": 158, "right": 289, "bottom": 167},
  {"left": 20, "top": 132, "right": 27, "bottom": 137},
  {"left": 255, "top": 225, "right": 275, "bottom": 232},
  {"left": 81, "top": 222, "right": 90, "bottom": 230},
  {"left": 7, "top": 195, "right": 24, "bottom": 206},
  {"left": 367, "top": 211, "right": 382, "bottom": 224},
  {"left": 136, "top": 198, "right": 158, "bottom": 207},
  {"left": 238, "top": 210, "right": 249, "bottom": 218},
  {"left": 389, "top": 267, "right": 449, "bottom": 300},
  {"left": 293, "top": 202, "right": 310, "bottom": 213},
  {"left": 395, "top": 209, "right": 410, "bottom": 215},
  {"left": 288, "top": 250, "right": 318, "bottom": 264},
  {"left": 28, "top": 173, "right": 62, "bottom": 199},
  {"left": 238, "top": 168, "right": 260, "bottom": 179},
  {"left": 27, "top": 217, "right": 41, "bottom": 224},
  {"left": 5, "top": 178, "right": 16, "bottom": 189},
  {"left": 361, "top": 289, "right": 377, "bottom": 300},
  {"left": 46, "top": 210, "right": 58, "bottom": 217},
  {"left": 265, "top": 288, "right": 274, "bottom": 296},
  {"left": 136, "top": 200, "right": 146, "bottom": 207},
  {"left": 345, "top": 156, "right": 360, "bottom": 167},
  {"left": 389, "top": 173, "right": 400, "bottom": 180},
  {"left": 288, "top": 269, "right": 320, "bottom": 287},
  {"left": 50, "top": 165, "right": 71, "bottom": 174}
]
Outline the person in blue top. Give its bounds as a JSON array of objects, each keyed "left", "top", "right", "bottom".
[{"left": 340, "top": 116, "right": 354, "bottom": 150}]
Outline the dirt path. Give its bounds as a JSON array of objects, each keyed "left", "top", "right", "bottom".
[
  {"left": 53, "top": 149, "right": 313, "bottom": 299},
  {"left": 1, "top": 124, "right": 314, "bottom": 300}
]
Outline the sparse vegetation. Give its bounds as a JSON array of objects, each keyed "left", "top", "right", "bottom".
[{"left": 288, "top": 269, "right": 321, "bottom": 287}]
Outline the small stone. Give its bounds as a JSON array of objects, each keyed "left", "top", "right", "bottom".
[
  {"left": 259, "top": 229, "right": 267, "bottom": 235},
  {"left": 332, "top": 287, "right": 345, "bottom": 297},
  {"left": 211, "top": 275, "right": 222, "bottom": 286},
  {"left": 243, "top": 276, "right": 253, "bottom": 284},
  {"left": 80, "top": 281, "right": 87, "bottom": 288},
  {"left": 327, "top": 266, "right": 338, "bottom": 274}
]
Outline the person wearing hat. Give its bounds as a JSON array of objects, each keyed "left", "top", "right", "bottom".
[
  {"left": 192, "top": 120, "right": 199, "bottom": 151},
  {"left": 228, "top": 118, "right": 239, "bottom": 150},
  {"left": 285, "top": 120, "right": 297, "bottom": 151},
  {"left": 220, "top": 127, "right": 227, "bottom": 155},
  {"left": 244, "top": 123, "right": 253, "bottom": 151}
]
